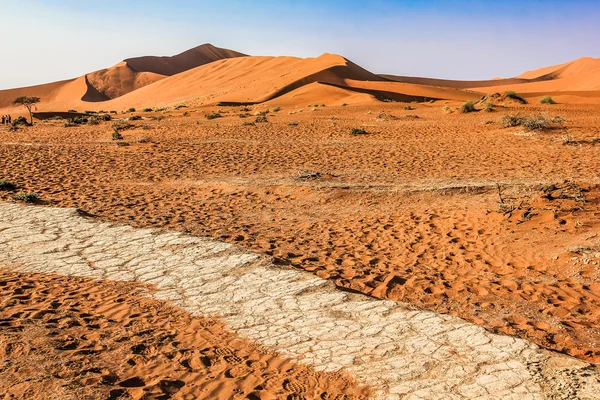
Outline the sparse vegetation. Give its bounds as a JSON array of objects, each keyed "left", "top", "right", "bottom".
[
  {"left": 505, "top": 91, "right": 527, "bottom": 104},
  {"left": 238, "top": 113, "right": 250, "bottom": 118},
  {"left": 483, "top": 102, "right": 494, "bottom": 112},
  {"left": 255, "top": 115, "right": 268, "bottom": 123},
  {"left": 112, "top": 121, "right": 135, "bottom": 131},
  {"left": 540, "top": 96, "right": 557, "bottom": 105},
  {"left": 143, "top": 108, "right": 153, "bottom": 112},
  {"left": 404, "top": 106, "right": 414, "bottom": 111},
  {"left": 68, "top": 109, "right": 77, "bottom": 113},
  {"left": 350, "top": 128, "right": 368, "bottom": 135},
  {"left": 12, "top": 96, "right": 41, "bottom": 125},
  {"left": 174, "top": 105, "right": 188, "bottom": 110},
  {"left": 273, "top": 106, "right": 281, "bottom": 112},
  {"left": 0, "top": 180, "right": 16, "bottom": 190},
  {"left": 443, "top": 106, "right": 452, "bottom": 114},
  {"left": 499, "top": 113, "right": 556, "bottom": 131},
  {"left": 138, "top": 137, "right": 151, "bottom": 143},
  {"left": 88, "top": 116, "right": 100, "bottom": 125},
  {"left": 342, "top": 103, "right": 347, "bottom": 107},
  {"left": 242, "top": 122, "right": 256, "bottom": 127},
  {"left": 460, "top": 101, "right": 477, "bottom": 113},
  {"left": 130, "top": 115, "right": 142, "bottom": 121},
  {"left": 12, "top": 192, "right": 38, "bottom": 203},
  {"left": 112, "top": 130, "right": 124, "bottom": 140},
  {"left": 85, "top": 110, "right": 97, "bottom": 114},
  {"left": 205, "top": 111, "right": 222, "bottom": 120},
  {"left": 128, "top": 108, "right": 136, "bottom": 113}
]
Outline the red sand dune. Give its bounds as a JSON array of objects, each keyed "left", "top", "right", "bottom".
[
  {"left": 2, "top": 49, "right": 600, "bottom": 113},
  {"left": 0, "top": 44, "right": 246, "bottom": 110}
]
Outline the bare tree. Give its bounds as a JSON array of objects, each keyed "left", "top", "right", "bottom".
[{"left": 12, "top": 96, "right": 41, "bottom": 125}]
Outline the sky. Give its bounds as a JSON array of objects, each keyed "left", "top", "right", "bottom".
[{"left": 1, "top": 0, "right": 599, "bottom": 89}]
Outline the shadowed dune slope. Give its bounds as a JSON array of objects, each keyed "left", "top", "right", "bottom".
[
  {"left": 96, "top": 54, "right": 480, "bottom": 109},
  {"left": 84, "top": 44, "right": 248, "bottom": 100},
  {"left": 0, "top": 44, "right": 247, "bottom": 109}
]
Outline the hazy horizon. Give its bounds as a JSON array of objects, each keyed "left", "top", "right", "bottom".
[{"left": 1, "top": 0, "right": 599, "bottom": 90}]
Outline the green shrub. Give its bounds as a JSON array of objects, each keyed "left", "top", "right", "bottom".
[
  {"left": 255, "top": 115, "right": 268, "bottom": 123},
  {"left": 101, "top": 114, "right": 112, "bottom": 121},
  {"left": 112, "top": 130, "right": 124, "bottom": 140},
  {"left": 12, "top": 192, "right": 38, "bottom": 203},
  {"left": 483, "top": 102, "right": 494, "bottom": 112},
  {"left": 404, "top": 105, "right": 414, "bottom": 111},
  {"left": 342, "top": 103, "right": 347, "bottom": 107},
  {"left": 505, "top": 91, "right": 527, "bottom": 104},
  {"left": 239, "top": 106, "right": 250, "bottom": 112},
  {"left": 88, "top": 116, "right": 100, "bottom": 125},
  {"left": 85, "top": 110, "right": 97, "bottom": 114},
  {"left": 460, "top": 101, "right": 477, "bottom": 113},
  {"left": 68, "top": 109, "right": 77, "bottom": 113},
  {"left": 143, "top": 108, "right": 153, "bottom": 112},
  {"left": 130, "top": 115, "right": 142, "bottom": 121},
  {"left": 205, "top": 111, "right": 221, "bottom": 120},
  {"left": 0, "top": 180, "right": 16, "bottom": 190},
  {"left": 128, "top": 108, "right": 136, "bottom": 113},
  {"left": 273, "top": 106, "right": 281, "bottom": 112},
  {"left": 350, "top": 128, "right": 368, "bottom": 135},
  {"left": 110, "top": 110, "right": 117, "bottom": 114},
  {"left": 13, "top": 116, "right": 28, "bottom": 126},
  {"left": 540, "top": 96, "right": 557, "bottom": 105},
  {"left": 238, "top": 113, "right": 250, "bottom": 118}
]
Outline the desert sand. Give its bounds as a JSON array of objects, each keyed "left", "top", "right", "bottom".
[{"left": 2, "top": 44, "right": 600, "bottom": 398}]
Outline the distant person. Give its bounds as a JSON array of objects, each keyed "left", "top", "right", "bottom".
[
  {"left": 1, "top": 116, "right": 4, "bottom": 124},
  {"left": 7, "top": 115, "right": 11, "bottom": 124}
]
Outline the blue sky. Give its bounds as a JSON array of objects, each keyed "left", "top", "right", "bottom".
[{"left": 1, "top": 0, "right": 599, "bottom": 89}]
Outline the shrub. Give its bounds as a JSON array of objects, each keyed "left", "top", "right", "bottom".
[
  {"left": 0, "top": 180, "right": 16, "bottom": 190},
  {"left": 205, "top": 111, "right": 221, "bottom": 120},
  {"left": 110, "top": 110, "right": 118, "bottom": 114},
  {"left": 239, "top": 106, "right": 250, "bottom": 112},
  {"left": 130, "top": 115, "right": 142, "bottom": 121},
  {"left": 143, "top": 108, "right": 153, "bottom": 112},
  {"left": 154, "top": 107, "right": 166, "bottom": 112},
  {"left": 12, "top": 192, "right": 38, "bottom": 203},
  {"left": 505, "top": 91, "right": 527, "bottom": 104},
  {"left": 540, "top": 96, "right": 557, "bottom": 104},
  {"left": 460, "top": 101, "right": 477, "bottom": 113},
  {"left": 112, "top": 121, "right": 135, "bottom": 131},
  {"left": 12, "top": 116, "right": 29, "bottom": 127},
  {"left": 443, "top": 106, "right": 452, "bottom": 113},
  {"left": 342, "top": 103, "right": 347, "bottom": 107},
  {"left": 138, "top": 136, "right": 151, "bottom": 143},
  {"left": 63, "top": 119, "right": 76, "bottom": 127},
  {"left": 183, "top": 111, "right": 189, "bottom": 117},
  {"left": 112, "top": 130, "right": 124, "bottom": 140},
  {"left": 404, "top": 105, "right": 414, "bottom": 111},
  {"left": 255, "top": 115, "right": 268, "bottom": 123},
  {"left": 238, "top": 113, "right": 249, "bottom": 118},
  {"left": 242, "top": 122, "right": 255, "bottom": 126},
  {"left": 128, "top": 108, "right": 136, "bottom": 112},
  {"left": 68, "top": 109, "right": 77, "bottom": 113},
  {"left": 483, "top": 102, "right": 494, "bottom": 112},
  {"left": 350, "top": 128, "right": 368, "bottom": 135},
  {"left": 85, "top": 110, "right": 97, "bottom": 114},
  {"left": 101, "top": 114, "right": 112, "bottom": 121},
  {"left": 273, "top": 106, "right": 281, "bottom": 112},
  {"left": 500, "top": 114, "right": 552, "bottom": 131},
  {"left": 174, "top": 105, "right": 188, "bottom": 110},
  {"left": 87, "top": 116, "right": 100, "bottom": 125}
]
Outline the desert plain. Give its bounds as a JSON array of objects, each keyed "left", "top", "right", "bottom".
[{"left": 2, "top": 44, "right": 600, "bottom": 399}]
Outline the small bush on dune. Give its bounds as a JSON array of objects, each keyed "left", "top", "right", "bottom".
[
  {"left": 205, "top": 111, "right": 221, "bottom": 120},
  {"left": 143, "top": 108, "right": 153, "bottom": 112},
  {"left": 273, "top": 106, "right": 281, "bottom": 112},
  {"left": 0, "top": 180, "right": 16, "bottom": 190},
  {"left": 255, "top": 115, "right": 268, "bottom": 123},
  {"left": 128, "top": 108, "right": 136, "bottom": 113},
  {"left": 500, "top": 114, "right": 553, "bottom": 131},
  {"left": 404, "top": 105, "right": 414, "bottom": 110},
  {"left": 68, "top": 109, "right": 77, "bottom": 113},
  {"left": 460, "top": 101, "right": 477, "bottom": 113},
  {"left": 110, "top": 110, "right": 117, "bottom": 114},
  {"left": 112, "top": 130, "right": 124, "bottom": 140},
  {"left": 85, "top": 110, "right": 97, "bottom": 114},
  {"left": 130, "top": 115, "right": 142, "bottom": 121},
  {"left": 540, "top": 96, "right": 557, "bottom": 104},
  {"left": 443, "top": 106, "right": 452, "bottom": 114},
  {"left": 87, "top": 116, "right": 100, "bottom": 125},
  {"left": 12, "top": 192, "right": 38, "bottom": 203},
  {"left": 483, "top": 102, "right": 494, "bottom": 112},
  {"left": 505, "top": 91, "right": 527, "bottom": 104},
  {"left": 350, "top": 128, "right": 368, "bottom": 135}
]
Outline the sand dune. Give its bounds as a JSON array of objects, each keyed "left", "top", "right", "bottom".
[
  {"left": 3, "top": 49, "right": 600, "bottom": 114},
  {"left": 0, "top": 44, "right": 246, "bottom": 110}
]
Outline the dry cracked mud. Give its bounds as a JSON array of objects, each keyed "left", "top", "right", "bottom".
[{"left": 1, "top": 202, "right": 600, "bottom": 399}]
